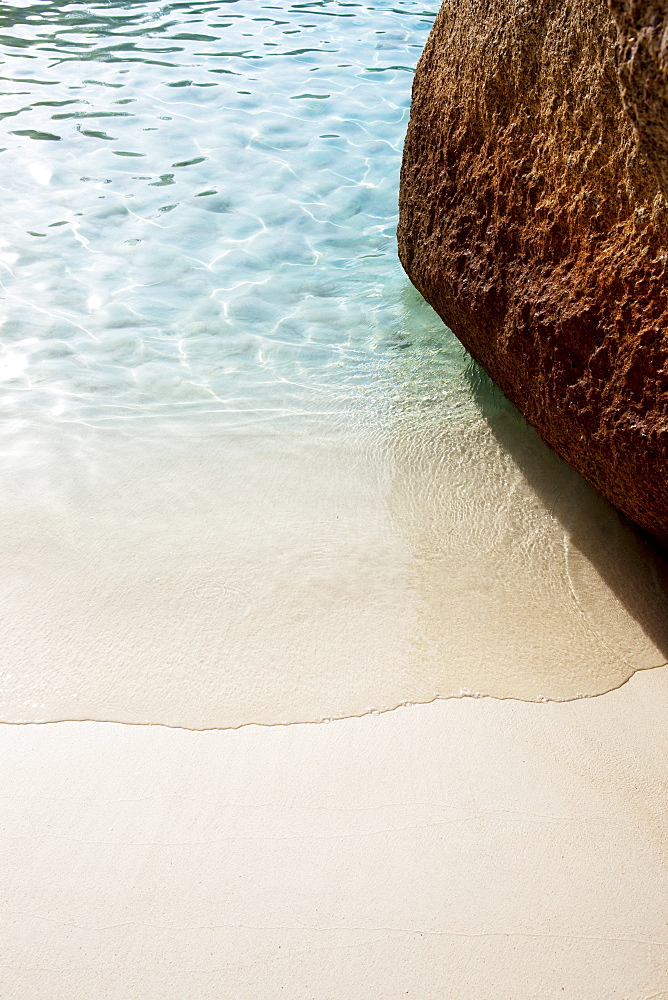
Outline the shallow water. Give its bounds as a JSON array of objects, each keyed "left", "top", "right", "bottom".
[{"left": 0, "top": 0, "right": 667, "bottom": 727}]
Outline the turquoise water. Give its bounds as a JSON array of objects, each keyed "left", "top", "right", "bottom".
[
  {"left": 1, "top": 0, "right": 668, "bottom": 727},
  {"left": 0, "top": 0, "right": 443, "bottom": 443}
]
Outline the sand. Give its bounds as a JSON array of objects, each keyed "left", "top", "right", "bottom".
[
  {"left": 2, "top": 345, "right": 667, "bottom": 997},
  {"left": 1, "top": 421, "right": 668, "bottom": 728},
  {"left": 2, "top": 664, "right": 667, "bottom": 998}
]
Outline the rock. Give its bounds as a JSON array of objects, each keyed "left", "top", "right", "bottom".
[
  {"left": 398, "top": 0, "right": 668, "bottom": 546},
  {"left": 611, "top": 0, "right": 668, "bottom": 200}
]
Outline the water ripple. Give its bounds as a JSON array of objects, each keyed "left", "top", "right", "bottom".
[{"left": 0, "top": 0, "right": 440, "bottom": 443}]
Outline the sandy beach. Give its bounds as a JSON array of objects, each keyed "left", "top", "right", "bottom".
[
  {"left": 2, "top": 424, "right": 667, "bottom": 728},
  {"left": 2, "top": 665, "right": 667, "bottom": 998},
  {"left": 1, "top": 3, "right": 667, "bottom": 996}
]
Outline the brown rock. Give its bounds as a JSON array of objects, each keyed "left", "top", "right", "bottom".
[{"left": 398, "top": 0, "right": 668, "bottom": 546}]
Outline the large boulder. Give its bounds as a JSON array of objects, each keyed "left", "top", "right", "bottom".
[{"left": 398, "top": 0, "right": 668, "bottom": 546}]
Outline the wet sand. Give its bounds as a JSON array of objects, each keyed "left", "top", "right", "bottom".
[
  {"left": 1, "top": 425, "right": 668, "bottom": 728},
  {"left": 2, "top": 664, "right": 667, "bottom": 998}
]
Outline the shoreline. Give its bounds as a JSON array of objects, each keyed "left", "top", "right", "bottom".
[
  {"left": 2, "top": 426, "right": 668, "bottom": 728},
  {"left": 2, "top": 664, "right": 667, "bottom": 998}
]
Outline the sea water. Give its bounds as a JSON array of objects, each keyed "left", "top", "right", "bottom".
[{"left": 0, "top": 0, "right": 667, "bottom": 728}]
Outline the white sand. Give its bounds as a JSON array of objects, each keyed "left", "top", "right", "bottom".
[
  {"left": 2, "top": 665, "right": 667, "bottom": 998},
  {"left": 1, "top": 425, "right": 667, "bottom": 727},
  {"left": 2, "top": 379, "right": 667, "bottom": 996}
]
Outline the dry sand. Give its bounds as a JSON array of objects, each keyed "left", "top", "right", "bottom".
[{"left": 2, "top": 664, "right": 668, "bottom": 999}]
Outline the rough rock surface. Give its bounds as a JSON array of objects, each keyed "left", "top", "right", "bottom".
[{"left": 398, "top": 0, "right": 668, "bottom": 546}]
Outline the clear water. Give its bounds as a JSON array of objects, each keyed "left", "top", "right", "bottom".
[
  {"left": 0, "top": 0, "right": 436, "bottom": 439},
  {"left": 1, "top": 0, "right": 667, "bottom": 727}
]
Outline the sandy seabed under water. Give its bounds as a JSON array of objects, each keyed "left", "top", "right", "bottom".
[{"left": 1, "top": 414, "right": 668, "bottom": 729}]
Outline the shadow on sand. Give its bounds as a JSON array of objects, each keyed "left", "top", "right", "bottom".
[{"left": 463, "top": 359, "right": 668, "bottom": 668}]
